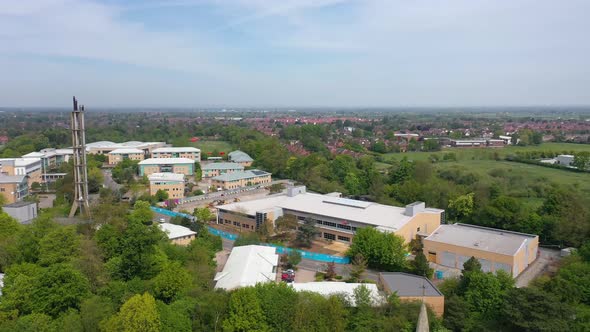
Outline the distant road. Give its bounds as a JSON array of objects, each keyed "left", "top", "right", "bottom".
[{"left": 102, "top": 169, "right": 122, "bottom": 192}]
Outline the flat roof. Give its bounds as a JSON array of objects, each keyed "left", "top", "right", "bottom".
[
  {"left": 424, "top": 223, "right": 538, "bottom": 256},
  {"left": 158, "top": 223, "right": 196, "bottom": 240},
  {"left": 214, "top": 245, "right": 278, "bottom": 290},
  {"left": 152, "top": 147, "right": 200, "bottom": 153},
  {"left": 148, "top": 172, "right": 185, "bottom": 182},
  {"left": 86, "top": 141, "right": 165, "bottom": 150},
  {"left": 139, "top": 158, "right": 194, "bottom": 165},
  {"left": 3, "top": 201, "right": 36, "bottom": 208},
  {"left": 0, "top": 175, "right": 27, "bottom": 184},
  {"left": 291, "top": 282, "right": 382, "bottom": 306},
  {"left": 218, "top": 192, "right": 441, "bottom": 230},
  {"left": 379, "top": 272, "right": 443, "bottom": 297},
  {"left": 202, "top": 162, "right": 244, "bottom": 170},
  {"left": 212, "top": 169, "right": 270, "bottom": 182},
  {"left": 108, "top": 148, "right": 144, "bottom": 154}
]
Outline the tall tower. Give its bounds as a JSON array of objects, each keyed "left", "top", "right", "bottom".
[{"left": 69, "top": 96, "right": 91, "bottom": 218}]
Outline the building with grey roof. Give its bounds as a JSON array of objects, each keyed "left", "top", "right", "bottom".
[
  {"left": 202, "top": 162, "right": 244, "bottom": 178},
  {"left": 2, "top": 201, "right": 37, "bottom": 223},
  {"left": 211, "top": 170, "right": 271, "bottom": 190},
  {"left": 379, "top": 272, "right": 444, "bottom": 316},
  {"left": 228, "top": 150, "right": 253, "bottom": 166}
]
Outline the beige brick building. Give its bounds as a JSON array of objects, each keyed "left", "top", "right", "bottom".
[
  {"left": 0, "top": 175, "right": 29, "bottom": 204},
  {"left": 423, "top": 223, "right": 539, "bottom": 278},
  {"left": 0, "top": 158, "right": 42, "bottom": 187},
  {"left": 202, "top": 162, "right": 244, "bottom": 178},
  {"left": 216, "top": 186, "right": 444, "bottom": 242},
  {"left": 139, "top": 158, "right": 195, "bottom": 176},
  {"left": 148, "top": 173, "right": 185, "bottom": 199},
  {"left": 107, "top": 148, "right": 145, "bottom": 165},
  {"left": 159, "top": 223, "right": 196, "bottom": 246},
  {"left": 211, "top": 170, "right": 271, "bottom": 190}
]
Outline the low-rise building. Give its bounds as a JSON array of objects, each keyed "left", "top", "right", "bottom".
[
  {"left": 158, "top": 223, "right": 196, "bottom": 246},
  {"left": 138, "top": 158, "right": 195, "bottom": 176},
  {"left": 423, "top": 223, "right": 539, "bottom": 278},
  {"left": 228, "top": 150, "right": 254, "bottom": 167},
  {"left": 22, "top": 148, "right": 73, "bottom": 169},
  {"left": 152, "top": 147, "right": 201, "bottom": 161},
  {"left": 211, "top": 170, "right": 271, "bottom": 190},
  {"left": 291, "top": 282, "right": 383, "bottom": 306},
  {"left": 556, "top": 154, "right": 575, "bottom": 166},
  {"left": 0, "top": 175, "right": 28, "bottom": 204},
  {"left": 379, "top": 272, "right": 444, "bottom": 317},
  {"left": 214, "top": 245, "right": 278, "bottom": 291},
  {"left": 217, "top": 186, "right": 444, "bottom": 243},
  {"left": 0, "top": 158, "right": 42, "bottom": 186},
  {"left": 202, "top": 162, "right": 244, "bottom": 178},
  {"left": 2, "top": 201, "right": 38, "bottom": 223},
  {"left": 107, "top": 148, "right": 145, "bottom": 165},
  {"left": 148, "top": 173, "right": 185, "bottom": 199},
  {"left": 86, "top": 141, "right": 166, "bottom": 155}
]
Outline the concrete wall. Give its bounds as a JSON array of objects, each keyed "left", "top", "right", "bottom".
[
  {"left": 140, "top": 163, "right": 193, "bottom": 176},
  {"left": 203, "top": 167, "right": 242, "bottom": 178},
  {"left": 108, "top": 153, "right": 144, "bottom": 165},
  {"left": 396, "top": 212, "right": 442, "bottom": 243},
  {"left": 153, "top": 152, "right": 200, "bottom": 160},
  {"left": 3, "top": 203, "right": 37, "bottom": 223},
  {"left": 212, "top": 174, "right": 271, "bottom": 190},
  {"left": 218, "top": 210, "right": 258, "bottom": 232},
  {"left": 170, "top": 234, "right": 195, "bottom": 246}
]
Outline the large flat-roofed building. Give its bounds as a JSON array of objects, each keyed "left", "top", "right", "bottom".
[
  {"left": 2, "top": 201, "right": 37, "bottom": 223},
  {"left": 214, "top": 245, "right": 278, "bottom": 291},
  {"left": 379, "top": 272, "right": 444, "bottom": 316},
  {"left": 158, "top": 223, "right": 196, "bottom": 246},
  {"left": 202, "top": 162, "right": 244, "bottom": 178},
  {"left": 86, "top": 141, "right": 166, "bottom": 155},
  {"left": 138, "top": 158, "right": 195, "bottom": 176},
  {"left": 211, "top": 170, "right": 271, "bottom": 190},
  {"left": 450, "top": 139, "right": 487, "bottom": 147},
  {"left": 216, "top": 186, "right": 444, "bottom": 243},
  {"left": 0, "top": 175, "right": 28, "bottom": 204},
  {"left": 107, "top": 148, "right": 145, "bottom": 165},
  {"left": 152, "top": 147, "right": 201, "bottom": 161},
  {"left": 423, "top": 223, "right": 538, "bottom": 278},
  {"left": 148, "top": 172, "right": 185, "bottom": 199},
  {"left": 291, "top": 282, "right": 383, "bottom": 306},
  {"left": 0, "top": 158, "right": 42, "bottom": 186},
  {"left": 228, "top": 150, "right": 254, "bottom": 167}
]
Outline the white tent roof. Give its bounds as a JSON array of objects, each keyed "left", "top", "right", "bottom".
[{"left": 214, "top": 245, "right": 278, "bottom": 291}]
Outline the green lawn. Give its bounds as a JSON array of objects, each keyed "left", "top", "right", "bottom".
[
  {"left": 382, "top": 143, "right": 590, "bottom": 163},
  {"left": 188, "top": 140, "right": 234, "bottom": 157}
]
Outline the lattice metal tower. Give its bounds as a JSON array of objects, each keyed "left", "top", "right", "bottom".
[{"left": 69, "top": 96, "right": 91, "bottom": 218}]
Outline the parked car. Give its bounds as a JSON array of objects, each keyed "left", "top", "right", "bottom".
[{"left": 281, "top": 269, "right": 295, "bottom": 283}]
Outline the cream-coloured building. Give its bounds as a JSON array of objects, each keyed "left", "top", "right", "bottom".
[
  {"left": 379, "top": 272, "right": 444, "bottom": 317},
  {"left": 148, "top": 173, "right": 185, "bottom": 199},
  {"left": 138, "top": 158, "right": 195, "bottom": 176},
  {"left": 0, "top": 175, "right": 28, "bottom": 204},
  {"left": 158, "top": 223, "right": 196, "bottom": 246},
  {"left": 211, "top": 170, "right": 271, "bottom": 190},
  {"left": 151, "top": 147, "right": 201, "bottom": 161},
  {"left": 216, "top": 186, "right": 444, "bottom": 242},
  {"left": 202, "top": 162, "right": 244, "bottom": 178},
  {"left": 107, "top": 148, "right": 145, "bottom": 165},
  {"left": 0, "top": 158, "right": 42, "bottom": 186},
  {"left": 423, "top": 223, "right": 539, "bottom": 278},
  {"left": 86, "top": 141, "right": 166, "bottom": 155},
  {"left": 228, "top": 150, "right": 254, "bottom": 167}
]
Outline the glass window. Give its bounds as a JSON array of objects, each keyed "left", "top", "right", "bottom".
[
  {"left": 323, "top": 232, "right": 336, "bottom": 240},
  {"left": 337, "top": 235, "right": 350, "bottom": 242}
]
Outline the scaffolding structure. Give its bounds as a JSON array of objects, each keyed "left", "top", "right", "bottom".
[{"left": 69, "top": 96, "right": 91, "bottom": 218}]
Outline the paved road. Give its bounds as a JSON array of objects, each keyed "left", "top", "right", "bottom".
[
  {"left": 515, "top": 248, "right": 561, "bottom": 288},
  {"left": 102, "top": 169, "right": 122, "bottom": 192}
]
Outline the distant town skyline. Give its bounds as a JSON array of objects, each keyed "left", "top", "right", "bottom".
[{"left": 1, "top": 0, "right": 589, "bottom": 107}]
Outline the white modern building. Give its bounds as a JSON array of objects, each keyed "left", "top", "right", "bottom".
[
  {"left": 556, "top": 154, "right": 575, "bottom": 166},
  {"left": 214, "top": 245, "right": 279, "bottom": 291},
  {"left": 152, "top": 147, "right": 201, "bottom": 161},
  {"left": 85, "top": 141, "right": 166, "bottom": 155}
]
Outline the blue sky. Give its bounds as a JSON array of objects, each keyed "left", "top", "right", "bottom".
[{"left": 0, "top": 0, "right": 589, "bottom": 107}]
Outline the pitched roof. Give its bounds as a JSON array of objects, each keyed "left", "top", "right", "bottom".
[
  {"left": 228, "top": 150, "right": 254, "bottom": 162},
  {"left": 202, "top": 162, "right": 244, "bottom": 171},
  {"left": 158, "top": 223, "right": 196, "bottom": 240},
  {"left": 379, "top": 272, "right": 443, "bottom": 297},
  {"left": 214, "top": 245, "right": 278, "bottom": 290},
  {"left": 291, "top": 282, "right": 383, "bottom": 306},
  {"left": 211, "top": 169, "right": 270, "bottom": 182}
]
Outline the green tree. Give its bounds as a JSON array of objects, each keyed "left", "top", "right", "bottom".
[
  {"left": 38, "top": 226, "right": 80, "bottom": 266},
  {"left": 152, "top": 262, "right": 192, "bottom": 304},
  {"left": 194, "top": 161, "right": 202, "bottom": 181},
  {"left": 349, "top": 253, "right": 368, "bottom": 282},
  {"left": 275, "top": 214, "right": 298, "bottom": 233},
  {"left": 448, "top": 193, "right": 474, "bottom": 221},
  {"left": 157, "top": 300, "right": 193, "bottom": 332},
  {"left": 194, "top": 207, "right": 213, "bottom": 222},
  {"left": 573, "top": 152, "right": 590, "bottom": 171},
  {"left": 422, "top": 139, "right": 440, "bottom": 151},
  {"left": 295, "top": 218, "right": 318, "bottom": 248},
  {"left": 105, "top": 293, "right": 161, "bottom": 332},
  {"left": 348, "top": 227, "right": 407, "bottom": 271},
  {"left": 410, "top": 251, "right": 433, "bottom": 278},
  {"left": 33, "top": 263, "right": 91, "bottom": 317},
  {"left": 223, "top": 287, "right": 269, "bottom": 332},
  {"left": 389, "top": 157, "right": 414, "bottom": 184},
  {"left": 155, "top": 189, "right": 169, "bottom": 202},
  {"left": 79, "top": 296, "right": 115, "bottom": 332},
  {"left": 286, "top": 250, "right": 302, "bottom": 269},
  {"left": 129, "top": 200, "right": 155, "bottom": 225}
]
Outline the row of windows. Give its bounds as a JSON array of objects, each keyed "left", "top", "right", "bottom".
[{"left": 323, "top": 232, "right": 351, "bottom": 243}]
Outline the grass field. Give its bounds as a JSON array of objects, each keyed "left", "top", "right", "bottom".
[
  {"left": 382, "top": 143, "right": 590, "bottom": 162},
  {"left": 188, "top": 140, "right": 234, "bottom": 156}
]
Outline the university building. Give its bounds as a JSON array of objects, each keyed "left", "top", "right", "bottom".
[
  {"left": 216, "top": 186, "right": 444, "bottom": 243},
  {"left": 151, "top": 147, "right": 201, "bottom": 161},
  {"left": 107, "top": 148, "right": 145, "bottom": 165},
  {"left": 138, "top": 158, "right": 195, "bottom": 176},
  {"left": 211, "top": 170, "right": 271, "bottom": 190},
  {"left": 202, "top": 162, "right": 244, "bottom": 178},
  {"left": 148, "top": 172, "right": 185, "bottom": 199}
]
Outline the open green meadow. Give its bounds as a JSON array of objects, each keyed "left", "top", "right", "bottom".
[{"left": 189, "top": 140, "right": 234, "bottom": 155}]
